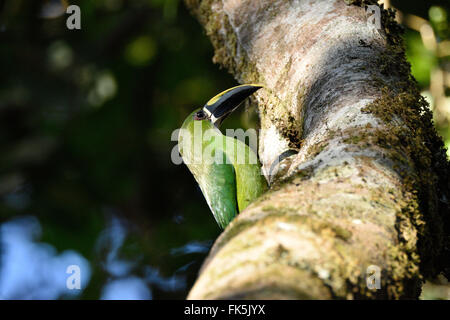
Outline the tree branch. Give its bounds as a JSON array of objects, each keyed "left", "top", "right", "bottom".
[{"left": 184, "top": 0, "right": 450, "bottom": 299}]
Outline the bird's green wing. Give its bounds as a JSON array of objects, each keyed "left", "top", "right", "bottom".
[
  {"left": 179, "top": 110, "right": 238, "bottom": 229},
  {"left": 219, "top": 135, "right": 268, "bottom": 212},
  {"left": 196, "top": 149, "right": 237, "bottom": 229}
]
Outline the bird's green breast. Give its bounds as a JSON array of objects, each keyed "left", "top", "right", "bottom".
[
  {"left": 179, "top": 109, "right": 267, "bottom": 229},
  {"left": 179, "top": 110, "right": 238, "bottom": 229}
]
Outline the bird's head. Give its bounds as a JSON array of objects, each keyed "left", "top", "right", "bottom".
[{"left": 194, "top": 84, "right": 263, "bottom": 126}]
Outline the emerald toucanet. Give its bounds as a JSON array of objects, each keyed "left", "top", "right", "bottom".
[{"left": 179, "top": 84, "right": 268, "bottom": 229}]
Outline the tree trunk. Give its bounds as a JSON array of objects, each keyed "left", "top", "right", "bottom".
[{"left": 184, "top": 0, "right": 450, "bottom": 299}]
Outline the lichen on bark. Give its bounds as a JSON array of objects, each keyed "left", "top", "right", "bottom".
[{"left": 183, "top": 0, "right": 450, "bottom": 299}]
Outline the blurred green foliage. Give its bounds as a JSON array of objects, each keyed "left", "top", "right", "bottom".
[
  {"left": 0, "top": 0, "right": 448, "bottom": 299},
  {"left": 404, "top": 31, "right": 437, "bottom": 87},
  {"left": 0, "top": 0, "right": 238, "bottom": 299},
  {"left": 394, "top": 0, "right": 450, "bottom": 153}
]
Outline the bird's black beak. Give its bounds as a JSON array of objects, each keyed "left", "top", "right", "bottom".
[{"left": 202, "top": 84, "right": 263, "bottom": 126}]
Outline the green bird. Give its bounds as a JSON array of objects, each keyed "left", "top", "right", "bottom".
[{"left": 178, "top": 84, "right": 267, "bottom": 229}]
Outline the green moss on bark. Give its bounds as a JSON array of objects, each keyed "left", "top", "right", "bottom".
[
  {"left": 361, "top": 88, "right": 450, "bottom": 282},
  {"left": 358, "top": 4, "right": 450, "bottom": 282},
  {"left": 343, "top": 0, "right": 378, "bottom": 6}
]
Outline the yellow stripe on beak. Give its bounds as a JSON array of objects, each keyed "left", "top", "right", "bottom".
[{"left": 206, "top": 84, "right": 264, "bottom": 106}]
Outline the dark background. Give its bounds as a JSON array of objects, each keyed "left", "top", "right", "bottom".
[{"left": 0, "top": 0, "right": 448, "bottom": 299}]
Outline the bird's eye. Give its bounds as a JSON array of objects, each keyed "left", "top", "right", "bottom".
[{"left": 193, "top": 110, "right": 207, "bottom": 121}]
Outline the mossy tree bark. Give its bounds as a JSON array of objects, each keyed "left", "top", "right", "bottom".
[{"left": 184, "top": 0, "right": 450, "bottom": 299}]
